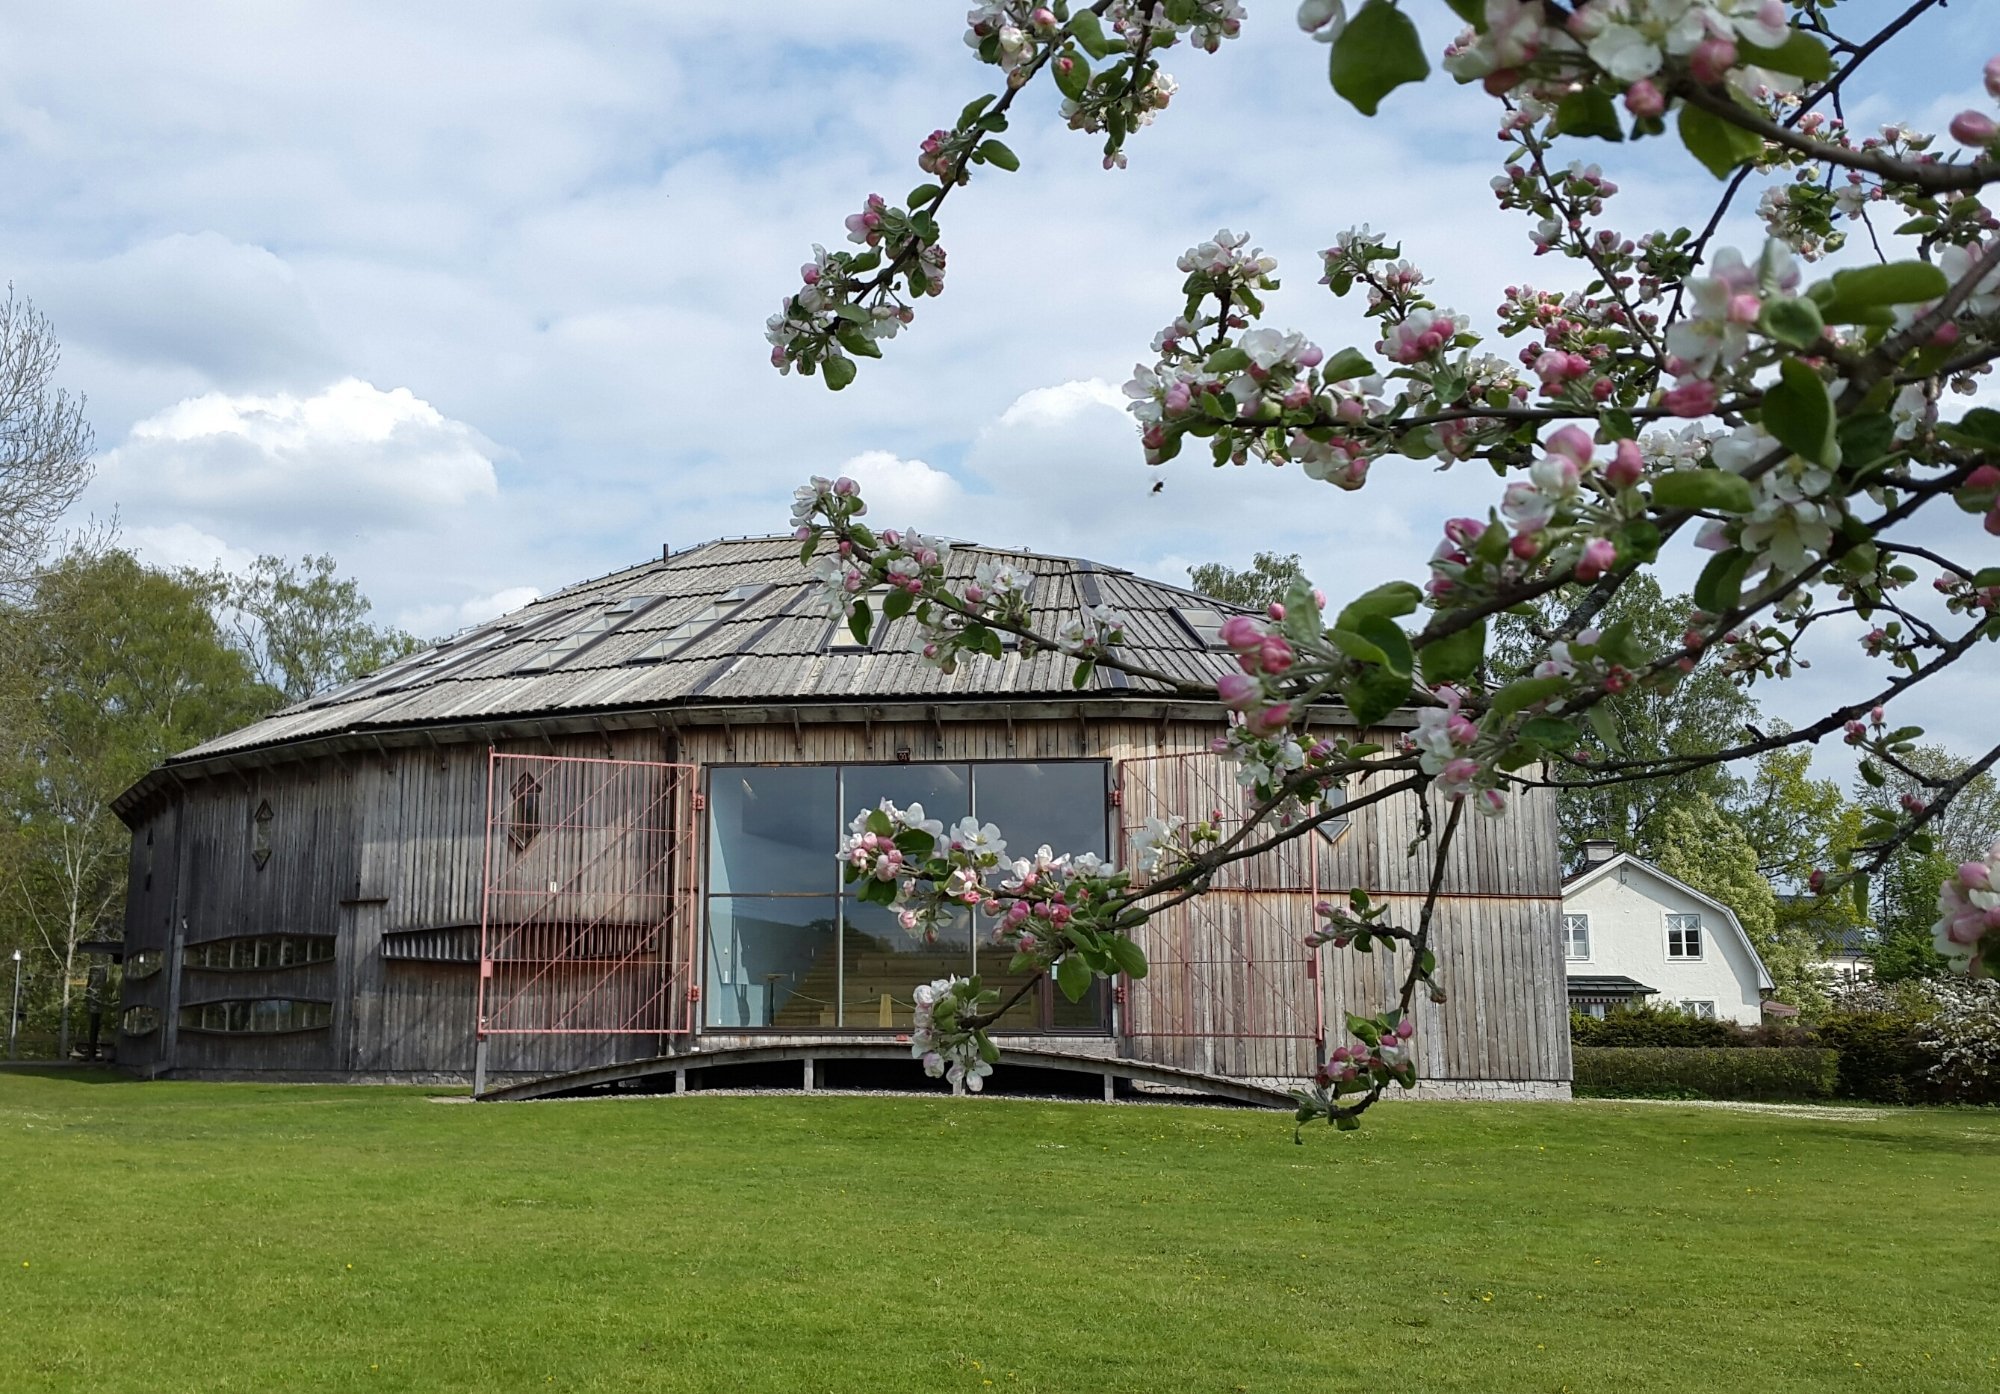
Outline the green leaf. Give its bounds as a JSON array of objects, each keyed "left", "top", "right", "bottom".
[
  {"left": 1941, "top": 407, "right": 2000, "bottom": 450},
  {"left": 1763, "top": 357, "right": 1837, "bottom": 467},
  {"left": 1850, "top": 872, "right": 1870, "bottom": 922},
  {"left": 1551, "top": 88, "right": 1624, "bottom": 142},
  {"left": 1106, "top": 935, "right": 1148, "bottom": 980},
  {"left": 1069, "top": 8, "right": 1115, "bottom": 57},
  {"left": 893, "top": 829, "right": 935, "bottom": 858},
  {"left": 1336, "top": 581, "right": 1422, "bottom": 632},
  {"left": 847, "top": 595, "right": 872, "bottom": 646},
  {"left": 1442, "top": 0, "right": 1484, "bottom": 22},
  {"left": 1693, "top": 548, "right": 1753, "bottom": 614},
  {"left": 1859, "top": 758, "right": 1884, "bottom": 788},
  {"left": 1737, "top": 31, "right": 1833, "bottom": 82},
  {"left": 978, "top": 139, "right": 1020, "bottom": 172},
  {"left": 1056, "top": 953, "right": 1093, "bottom": 1003},
  {"left": 1328, "top": 1, "right": 1430, "bottom": 117},
  {"left": 1419, "top": 617, "right": 1485, "bottom": 685},
  {"left": 1321, "top": 347, "right": 1376, "bottom": 381},
  {"left": 1330, "top": 627, "right": 1387, "bottom": 667},
  {"left": 882, "top": 587, "right": 912, "bottom": 622},
  {"left": 831, "top": 303, "right": 872, "bottom": 324},
  {"left": 1071, "top": 659, "right": 1095, "bottom": 690},
  {"left": 1341, "top": 664, "right": 1413, "bottom": 728},
  {"left": 1354, "top": 614, "right": 1413, "bottom": 678},
  {"left": 1053, "top": 51, "right": 1090, "bottom": 100},
  {"left": 1677, "top": 101, "right": 1765, "bottom": 179},
  {"left": 1488, "top": 674, "right": 1569, "bottom": 721},
  {"left": 906, "top": 182, "right": 942, "bottom": 207},
  {"left": 834, "top": 326, "right": 882, "bottom": 358},
  {"left": 1760, "top": 295, "right": 1824, "bottom": 349},
  {"left": 1519, "top": 716, "right": 1579, "bottom": 756},
  {"left": 1652, "top": 468, "right": 1757, "bottom": 514},
  {"left": 1204, "top": 345, "right": 1251, "bottom": 375},
  {"left": 823, "top": 355, "right": 858, "bottom": 392},
  {"left": 1583, "top": 702, "right": 1624, "bottom": 755},
  {"left": 977, "top": 1032, "right": 1000, "bottom": 1065},
  {"left": 1827, "top": 260, "right": 1949, "bottom": 310}
]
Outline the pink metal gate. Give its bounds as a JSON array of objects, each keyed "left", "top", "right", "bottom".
[
  {"left": 1117, "top": 752, "right": 1323, "bottom": 1078},
  {"left": 476, "top": 752, "right": 700, "bottom": 1046}
]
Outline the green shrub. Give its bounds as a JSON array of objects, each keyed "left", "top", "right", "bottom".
[
  {"left": 1571, "top": 1003, "right": 1742, "bottom": 1048},
  {"left": 1814, "top": 1010, "right": 1940, "bottom": 1105},
  {"left": 1573, "top": 1047, "right": 1839, "bottom": 1102}
]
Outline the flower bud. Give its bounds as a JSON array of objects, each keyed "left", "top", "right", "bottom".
[
  {"left": 1606, "top": 438, "right": 1645, "bottom": 488},
  {"left": 1623, "top": 79, "right": 1665, "bottom": 120},
  {"left": 1950, "top": 110, "right": 1998, "bottom": 147}
]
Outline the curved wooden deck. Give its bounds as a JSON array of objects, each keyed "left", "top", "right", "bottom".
[{"left": 475, "top": 1041, "right": 1299, "bottom": 1108}]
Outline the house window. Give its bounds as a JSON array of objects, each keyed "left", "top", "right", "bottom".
[
  {"left": 1680, "top": 999, "right": 1717, "bottom": 1019},
  {"left": 1666, "top": 914, "right": 1703, "bottom": 960},
  {"left": 1573, "top": 1001, "right": 1608, "bottom": 1020},
  {"left": 704, "top": 761, "right": 1110, "bottom": 1033},
  {"left": 1562, "top": 913, "right": 1591, "bottom": 961}
]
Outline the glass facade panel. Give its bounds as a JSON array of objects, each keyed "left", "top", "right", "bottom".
[
  {"left": 706, "top": 896, "right": 838, "bottom": 1028},
  {"left": 707, "top": 766, "right": 836, "bottom": 895},
  {"left": 841, "top": 898, "right": 973, "bottom": 1028},
  {"left": 841, "top": 763, "right": 970, "bottom": 833},
  {"left": 970, "top": 763, "right": 1107, "bottom": 861},
  {"left": 703, "top": 761, "right": 1111, "bottom": 1033}
]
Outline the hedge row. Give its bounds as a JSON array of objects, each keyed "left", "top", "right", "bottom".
[
  {"left": 1573, "top": 1047, "right": 1840, "bottom": 1102},
  {"left": 1571, "top": 1005, "right": 1997, "bottom": 1104}
]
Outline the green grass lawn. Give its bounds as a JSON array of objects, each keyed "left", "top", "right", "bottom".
[{"left": 2, "top": 1071, "right": 1995, "bottom": 1393}]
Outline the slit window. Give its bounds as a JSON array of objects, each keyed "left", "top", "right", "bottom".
[
  {"left": 177, "top": 999, "right": 332, "bottom": 1034},
  {"left": 121, "top": 1006, "right": 161, "bottom": 1035},
  {"left": 507, "top": 773, "right": 542, "bottom": 855},
  {"left": 125, "top": 950, "right": 164, "bottom": 981},
  {"left": 183, "top": 936, "right": 335, "bottom": 971}
]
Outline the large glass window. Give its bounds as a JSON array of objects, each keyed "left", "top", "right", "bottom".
[
  {"left": 703, "top": 761, "right": 1110, "bottom": 1032},
  {"left": 706, "top": 896, "right": 838, "bottom": 1028}
]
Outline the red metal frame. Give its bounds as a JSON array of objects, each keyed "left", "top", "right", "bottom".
[
  {"left": 1116, "top": 752, "right": 1323, "bottom": 1051},
  {"left": 476, "top": 751, "right": 699, "bottom": 1041}
]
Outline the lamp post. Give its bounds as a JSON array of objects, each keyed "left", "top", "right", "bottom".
[{"left": 8, "top": 949, "right": 21, "bottom": 1061}]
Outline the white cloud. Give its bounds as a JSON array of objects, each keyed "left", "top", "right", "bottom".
[
  {"left": 96, "top": 378, "right": 500, "bottom": 530},
  {"left": 833, "top": 449, "right": 969, "bottom": 533},
  {"left": 34, "top": 231, "right": 335, "bottom": 388},
  {"left": 122, "top": 521, "right": 258, "bottom": 576},
  {"left": 397, "top": 585, "right": 542, "bottom": 641}
]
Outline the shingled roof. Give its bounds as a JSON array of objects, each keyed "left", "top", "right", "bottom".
[{"left": 167, "top": 535, "right": 1258, "bottom": 765}]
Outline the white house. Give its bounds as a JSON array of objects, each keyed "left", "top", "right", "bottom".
[{"left": 1560, "top": 842, "right": 1774, "bottom": 1026}]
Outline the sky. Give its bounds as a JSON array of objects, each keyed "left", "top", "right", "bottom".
[{"left": 2, "top": 2, "right": 1995, "bottom": 775}]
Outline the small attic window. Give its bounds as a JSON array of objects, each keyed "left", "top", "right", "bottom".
[
  {"left": 829, "top": 587, "right": 889, "bottom": 650},
  {"left": 624, "top": 584, "right": 772, "bottom": 665},
  {"left": 1173, "top": 606, "right": 1229, "bottom": 648}
]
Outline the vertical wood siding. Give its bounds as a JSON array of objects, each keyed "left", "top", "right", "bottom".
[{"left": 119, "top": 714, "right": 1567, "bottom": 1084}]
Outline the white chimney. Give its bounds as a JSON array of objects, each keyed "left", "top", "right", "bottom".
[{"left": 1581, "top": 839, "right": 1618, "bottom": 867}]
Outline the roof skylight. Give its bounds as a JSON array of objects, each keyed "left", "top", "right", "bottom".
[{"left": 623, "top": 583, "right": 772, "bottom": 665}]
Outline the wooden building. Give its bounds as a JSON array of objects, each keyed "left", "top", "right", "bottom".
[{"left": 113, "top": 537, "right": 1572, "bottom": 1097}]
